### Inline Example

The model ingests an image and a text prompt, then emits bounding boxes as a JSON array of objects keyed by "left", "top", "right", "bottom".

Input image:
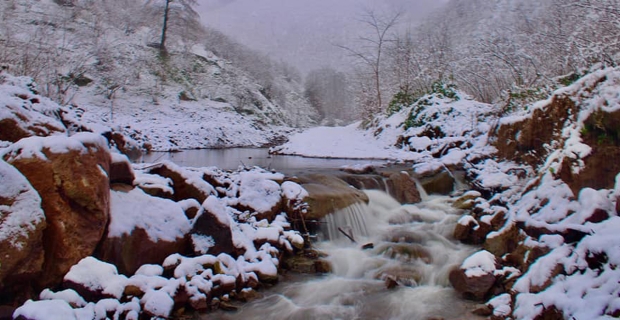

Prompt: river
[{"left": 141, "top": 148, "right": 481, "bottom": 320}]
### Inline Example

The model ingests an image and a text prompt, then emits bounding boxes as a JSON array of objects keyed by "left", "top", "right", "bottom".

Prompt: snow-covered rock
[
  {"left": 0, "top": 160, "right": 46, "bottom": 298},
  {"left": 1, "top": 133, "right": 110, "bottom": 288}
]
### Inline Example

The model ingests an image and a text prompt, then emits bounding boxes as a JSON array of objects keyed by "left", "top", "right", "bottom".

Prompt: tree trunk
[{"left": 160, "top": 0, "right": 171, "bottom": 55}]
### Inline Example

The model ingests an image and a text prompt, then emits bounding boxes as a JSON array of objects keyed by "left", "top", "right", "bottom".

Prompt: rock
[
  {"left": 297, "top": 174, "right": 369, "bottom": 220},
  {"left": 0, "top": 160, "right": 46, "bottom": 303},
  {"left": 484, "top": 222, "right": 524, "bottom": 257},
  {"left": 191, "top": 196, "right": 237, "bottom": 256},
  {"left": 237, "top": 288, "right": 260, "bottom": 302},
  {"left": 96, "top": 188, "right": 191, "bottom": 275},
  {"left": 236, "top": 171, "right": 283, "bottom": 221},
  {"left": 472, "top": 304, "right": 494, "bottom": 317},
  {"left": 2, "top": 133, "right": 110, "bottom": 288},
  {"left": 453, "top": 191, "right": 481, "bottom": 210},
  {"left": 454, "top": 216, "right": 491, "bottom": 245},
  {"left": 375, "top": 266, "right": 422, "bottom": 287},
  {"left": 0, "top": 305, "right": 16, "bottom": 320},
  {"left": 0, "top": 80, "right": 66, "bottom": 143},
  {"left": 103, "top": 131, "right": 141, "bottom": 159},
  {"left": 148, "top": 161, "right": 215, "bottom": 203},
  {"left": 449, "top": 268, "right": 496, "bottom": 301},
  {"left": 492, "top": 95, "right": 578, "bottom": 168},
  {"left": 420, "top": 170, "right": 455, "bottom": 195},
  {"left": 449, "top": 250, "right": 499, "bottom": 301},
  {"left": 109, "top": 153, "right": 134, "bottom": 185},
  {"left": 376, "top": 243, "right": 432, "bottom": 263},
  {"left": 385, "top": 171, "right": 422, "bottom": 204},
  {"left": 62, "top": 257, "right": 127, "bottom": 302}
]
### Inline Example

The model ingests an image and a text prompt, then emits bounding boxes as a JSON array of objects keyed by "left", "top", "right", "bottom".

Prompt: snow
[
  {"left": 1, "top": 132, "right": 109, "bottom": 162},
  {"left": 0, "top": 160, "right": 44, "bottom": 249},
  {"left": 134, "top": 264, "right": 164, "bottom": 277},
  {"left": 238, "top": 171, "right": 282, "bottom": 213},
  {"left": 271, "top": 122, "right": 420, "bottom": 160},
  {"left": 460, "top": 250, "right": 497, "bottom": 277},
  {"left": 281, "top": 181, "right": 308, "bottom": 200},
  {"left": 13, "top": 299, "right": 77, "bottom": 320},
  {"left": 141, "top": 290, "right": 174, "bottom": 318},
  {"left": 63, "top": 257, "right": 128, "bottom": 300},
  {"left": 191, "top": 234, "right": 216, "bottom": 254},
  {"left": 39, "top": 289, "right": 87, "bottom": 308},
  {"left": 202, "top": 196, "right": 232, "bottom": 226},
  {"left": 109, "top": 187, "right": 191, "bottom": 242}
]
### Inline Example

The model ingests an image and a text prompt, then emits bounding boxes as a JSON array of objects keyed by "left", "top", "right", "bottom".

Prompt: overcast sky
[{"left": 197, "top": 0, "right": 446, "bottom": 74}]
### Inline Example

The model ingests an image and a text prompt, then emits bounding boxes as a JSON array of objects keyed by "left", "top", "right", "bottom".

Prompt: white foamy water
[{"left": 213, "top": 190, "right": 481, "bottom": 320}]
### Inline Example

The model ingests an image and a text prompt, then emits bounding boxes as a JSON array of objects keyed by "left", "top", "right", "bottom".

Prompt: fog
[{"left": 197, "top": 0, "right": 447, "bottom": 74}]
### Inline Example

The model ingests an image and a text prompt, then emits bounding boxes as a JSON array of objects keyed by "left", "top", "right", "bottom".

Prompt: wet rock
[
  {"left": 452, "top": 191, "right": 481, "bottom": 210},
  {"left": 472, "top": 304, "right": 494, "bottom": 317},
  {"left": 386, "top": 171, "right": 422, "bottom": 204},
  {"left": 3, "top": 133, "right": 110, "bottom": 289},
  {"left": 377, "top": 243, "right": 432, "bottom": 263},
  {"left": 297, "top": 174, "right": 369, "bottom": 220},
  {"left": 420, "top": 170, "right": 454, "bottom": 195},
  {"left": 0, "top": 160, "right": 46, "bottom": 303},
  {"left": 237, "top": 288, "right": 260, "bottom": 302},
  {"left": 375, "top": 266, "right": 422, "bottom": 287}
]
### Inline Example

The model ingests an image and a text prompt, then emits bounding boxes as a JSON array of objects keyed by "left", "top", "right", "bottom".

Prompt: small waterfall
[
  {"left": 213, "top": 189, "right": 480, "bottom": 320},
  {"left": 321, "top": 202, "right": 372, "bottom": 241}
]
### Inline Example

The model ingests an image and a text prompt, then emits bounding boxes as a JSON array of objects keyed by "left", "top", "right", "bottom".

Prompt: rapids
[{"left": 213, "top": 189, "right": 481, "bottom": 320}]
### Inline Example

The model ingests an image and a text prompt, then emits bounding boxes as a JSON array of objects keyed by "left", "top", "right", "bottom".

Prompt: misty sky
[{"left": 197, "top": 0, "right": 446, "bottom": 74}]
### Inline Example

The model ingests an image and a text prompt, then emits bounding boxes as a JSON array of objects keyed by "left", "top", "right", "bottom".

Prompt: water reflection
[{"left": 137, "top": 148, "right": 390, "bottom": 173}]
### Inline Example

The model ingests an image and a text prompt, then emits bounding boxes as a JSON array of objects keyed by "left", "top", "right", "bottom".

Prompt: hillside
[{"left": 0, "top": 0, "right": 317, "bottom": 151}]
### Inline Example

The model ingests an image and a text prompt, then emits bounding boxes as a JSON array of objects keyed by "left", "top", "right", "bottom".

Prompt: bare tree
[{"left": 338, "top": 9, "right": 402, "bottom": 119}]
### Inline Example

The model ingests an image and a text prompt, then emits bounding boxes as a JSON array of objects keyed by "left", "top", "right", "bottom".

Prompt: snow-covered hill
[{"left": 0, "top": 0, "right": 316, "bottom": 151}]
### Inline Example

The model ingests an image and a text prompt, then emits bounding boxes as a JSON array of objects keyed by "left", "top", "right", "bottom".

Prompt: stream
[
  {"left": 142, "top": 149, "right": 481, "bottom": 319},
  {"left": 212, "top": 190, "right": 480, "bottom": 320}
]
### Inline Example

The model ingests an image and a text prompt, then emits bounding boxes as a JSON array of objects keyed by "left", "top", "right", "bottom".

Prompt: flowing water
[{"left": 213, "top": 190, "right": 480, "bottom": 320}]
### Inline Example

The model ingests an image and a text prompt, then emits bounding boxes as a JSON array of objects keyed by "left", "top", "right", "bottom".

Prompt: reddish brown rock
[
  {"left": 484, "top": 222, "right": 524, "bottom": 257},
  {"left": 109, "top": 153, "right": 135, "bottom": 185},
  {"left": 492, "top": 95, "right": 578, "bottom": 168},
  {"left": 0, "top": 84, "right": 66, "bottom": 143},
  {"left": 0, "top": 160, "right": 46, "bottom": 303},
  {"left": 191, "top": 196, "right": 237, "bottom": 256},
  {"left": 449, "top": 268, "right": 496, "bottom": 301},
  {"left": 3, "top": 133, "right": 110, "bottom": 289},
  {"left": 98, "top": 227, "right": 189, "bottom": 275},
  {"left": 149, "top": 162, "right": 214, "bottom": 203}
]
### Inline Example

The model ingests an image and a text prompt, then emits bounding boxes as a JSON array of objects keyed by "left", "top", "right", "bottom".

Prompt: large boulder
[
  {"left": 2, "top": 133, "right": 110, "bottom": 288},
  {"left": 96, "top": 187, "right": 191, "bottom": 275},
  {"left": 385, "top": 171, "right": 422, "bottom": 204},
  {"left": 296, "top": 174, "right": 369, "bottom": 220},
  {"left": 0, "top": 160, "right": 46, "bottom": 303}
]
